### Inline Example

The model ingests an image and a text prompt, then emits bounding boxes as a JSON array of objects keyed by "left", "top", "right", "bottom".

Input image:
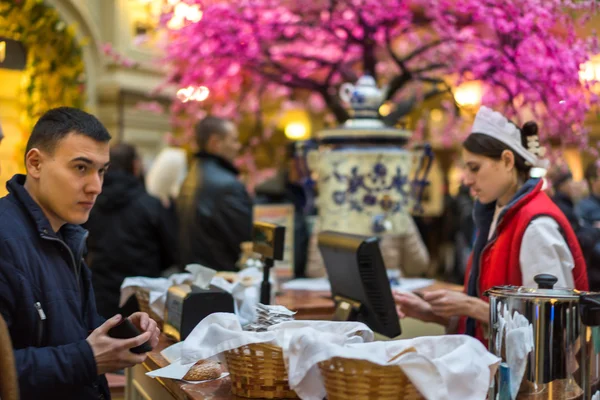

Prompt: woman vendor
[{"left": 394, "top": 106, "right": 589, "bottom": 345}]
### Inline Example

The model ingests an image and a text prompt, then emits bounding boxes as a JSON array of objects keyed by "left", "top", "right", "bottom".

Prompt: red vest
[{"left": 459, "top": 181, "right": 589, "bottom": 346}]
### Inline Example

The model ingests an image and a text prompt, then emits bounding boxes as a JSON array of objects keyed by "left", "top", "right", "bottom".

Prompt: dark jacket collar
[
  {"left": 7, "top": 174, "right": 87, "bottom": 246},
  {"left": 195, "top": 152, "right": 239, "bottom": 176}
]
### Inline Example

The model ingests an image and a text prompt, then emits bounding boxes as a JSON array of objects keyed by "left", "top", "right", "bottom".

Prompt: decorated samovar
[{"left": 297, "top": 75, "right": 433, "bottom": 236}]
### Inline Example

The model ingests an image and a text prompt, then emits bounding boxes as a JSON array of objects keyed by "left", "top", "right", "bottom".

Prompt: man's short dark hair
[
  {"left": 109, "top": 142, "right": 138, "bottom": 175},
  {"left": 585, "top": 162, "right": 599, "bottom": 191},
  {"left": 194, "top": 116, "right": 231, "bottom": 151},
  {"left": 25, "top": 107, "right": 111, "bottom": 155}
]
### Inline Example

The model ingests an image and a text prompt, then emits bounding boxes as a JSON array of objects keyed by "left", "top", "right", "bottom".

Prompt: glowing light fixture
[
  {"left": 176, "top": 85, "right": 209, "bottom": 102},
  {"left": 454, "top": 81, "right": 483, "bottom": 109},
  {"left": 379, "top": 102, "right": 392, "bottom": 117},
  {"left": 167, "top": 2, "right": 203, "bottom": 30},
  {"left": 285, "top": 122, "right": 309, "bottom": 140}
]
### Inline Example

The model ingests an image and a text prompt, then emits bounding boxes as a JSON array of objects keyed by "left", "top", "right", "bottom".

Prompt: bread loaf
[{"left": 182, "top": 360, "right": 222, "bottom": 381}]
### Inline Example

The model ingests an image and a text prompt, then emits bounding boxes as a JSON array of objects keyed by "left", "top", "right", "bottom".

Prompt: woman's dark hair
[{"left": 462, "top": 121, "right": 539, "bottom": 182}]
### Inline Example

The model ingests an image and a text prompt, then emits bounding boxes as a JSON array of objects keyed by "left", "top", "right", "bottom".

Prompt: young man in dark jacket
[
  {"left": 0, "top": 107, "right": 160, "bottom": 400},
  {"left": 85, "top": 142, "right": 178, "bottom": 318},
  {"left": 177, "top": 116, "right": 253, "bottom": 271}
]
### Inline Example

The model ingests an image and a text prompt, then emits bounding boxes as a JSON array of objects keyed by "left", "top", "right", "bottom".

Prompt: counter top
[{"left": 129, "top": 281, "right": 463, "bottom": 400}]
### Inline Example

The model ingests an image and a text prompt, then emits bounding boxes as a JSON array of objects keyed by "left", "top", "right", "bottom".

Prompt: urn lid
[
  {"left": 317, "top": 75, "right": 411, "bottom": 142},
  {"left": 484, "top": 274, "right": 585, "bottom": 300}
]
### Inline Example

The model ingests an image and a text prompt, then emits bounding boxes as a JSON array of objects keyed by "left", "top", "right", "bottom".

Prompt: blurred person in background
[
  {"left": 145, "top": 144, "right": 188, "bottom": 208},
  {"left": 85, "top": 142, "right": 178, "bottom": 319},
  {"left": 547, "top": 164, "right": 581, "bottom": 230},
  {"left": 577, "top": 162, "right": 600, "bottom": 228},
  {"left": 453, "top": 182, "right": 476, "bottom": 282},
  {"left": 177, "top": 116, "right": 252, "bottom": 271},
  {"left": 549, "top": 163, "right": 600, "bottom": 290},
  {"left": 254, "top": 143, "right": 310, "bottom": 278}
]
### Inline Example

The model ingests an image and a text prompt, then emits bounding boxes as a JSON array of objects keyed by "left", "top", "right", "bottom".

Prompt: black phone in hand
[{"left": 107, "top": 318, "right": 152, "bottom": 354}]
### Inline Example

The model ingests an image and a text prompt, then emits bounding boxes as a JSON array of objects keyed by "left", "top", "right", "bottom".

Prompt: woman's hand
[
  {"left": 424, "top": 290, "right": 489, "bottom": 322},
  {"left": 393, "top": 291, "right": 446, "bottom": 325}
]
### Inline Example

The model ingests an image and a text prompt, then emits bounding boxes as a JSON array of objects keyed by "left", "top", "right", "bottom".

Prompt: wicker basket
[
  {"left": 318, "top": 351, "right": 425, "bottom": 400},
  {"left": 133, "top": 287, "right": 164, "bottom": 329},
  {"left": 225, "top": 343, "right": 298, "bottom": 399}
]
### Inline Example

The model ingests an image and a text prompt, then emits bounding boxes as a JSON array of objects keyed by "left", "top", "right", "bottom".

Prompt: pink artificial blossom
[{"left": 161, "top": 0, "right": 600, "bottom": 149}]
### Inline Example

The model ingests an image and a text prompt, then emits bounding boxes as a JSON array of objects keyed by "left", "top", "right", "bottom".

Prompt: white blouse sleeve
[{"left": 519, "top": 217, "right": 575, "bottom": 289}]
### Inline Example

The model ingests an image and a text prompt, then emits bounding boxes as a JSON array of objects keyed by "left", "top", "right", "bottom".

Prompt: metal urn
[{"left": 485, "top": 274, "right": 600, "bottom": 400}]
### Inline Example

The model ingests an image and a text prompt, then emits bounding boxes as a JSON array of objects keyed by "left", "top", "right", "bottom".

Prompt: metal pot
[{"left": 485, "top": 274, "right": 600, "bottom": 400}]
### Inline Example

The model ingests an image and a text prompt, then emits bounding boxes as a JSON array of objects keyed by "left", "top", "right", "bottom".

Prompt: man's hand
[
  {"left": 86, "top": 314, "right": 151, "bottom": 375},
  {"left": 128, "top": 312, "right": 160, "bottom": 350}
]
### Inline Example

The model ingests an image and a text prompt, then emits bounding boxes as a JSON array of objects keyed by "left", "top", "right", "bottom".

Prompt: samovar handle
[{"left": 410, "top": 143, "right": 434, "bottom": 214}]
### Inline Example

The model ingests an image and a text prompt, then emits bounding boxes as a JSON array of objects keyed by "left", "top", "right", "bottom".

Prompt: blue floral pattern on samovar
[{"left": 297, "top": 75, "right": 433, "bottom": 235}]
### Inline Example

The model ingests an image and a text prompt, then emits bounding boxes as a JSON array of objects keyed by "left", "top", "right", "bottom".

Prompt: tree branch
[
  {"left": 401, "top": 39, "right": 449, "bottom": 63},
  {"left": 385, "top": 27, "right": 408, "bottom": 74},
  {"left": 385, "top": 72, "right": 413, "bottom": 101},
  {"left": 320, "top": 87, "right": 350, "bottom": 123}
]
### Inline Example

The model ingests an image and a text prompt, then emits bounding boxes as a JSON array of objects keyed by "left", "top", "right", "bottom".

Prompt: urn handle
[
  {"left": 534, "top": 273, "right": 558, "bottom": 289},
  {"left": 411, "top": 143, "right": 434, "bottom": 215},
  {"left": 339, "top": 82, "right": 355, "bottom": 105}
]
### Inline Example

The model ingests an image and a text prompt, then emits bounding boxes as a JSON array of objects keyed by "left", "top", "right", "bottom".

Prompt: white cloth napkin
[
  {"left": 180, "top": 313, "right": 374, "bottom": 366},
  {"left": 287, "top": 332, "right": 500, "bottom": 400},
  {"left": 502, "top": 308, "right": 534, "bottom": 400},
  {"left": 119, "top": 273, "right": 192, "bottom": 318},
  {"left": 147, "top": 313, "right": 374, "bottom": 380},
  {"left": 119, "top": 265, "right": 269, "bottom": 325}
]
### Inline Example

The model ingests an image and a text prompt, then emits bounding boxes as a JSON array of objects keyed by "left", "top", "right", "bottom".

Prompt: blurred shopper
[
  {"left": 577, "top": 162, "right": 600, "bottom": 228},
  {"left": 255, "top": 143, "right": 310, "bottom": 278},
  {"left": 0, "top": 108, "right": 159, "bottom": 399},
  {"left": 549, "top": 164, "right": 600, "bottom": 290},
  {"left": 85, "top": 142, "right": 178, "bottom": 319},
  {"left": 177, "top": 116, "right": 252, "bottom": 271},
  {"left": 145, "top": 145, "right": 187, "bottom": 208}
]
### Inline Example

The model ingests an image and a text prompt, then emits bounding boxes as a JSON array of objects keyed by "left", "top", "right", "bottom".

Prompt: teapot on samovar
[{"left": 296, "top": 75, "right": 435, "bottom": 236}]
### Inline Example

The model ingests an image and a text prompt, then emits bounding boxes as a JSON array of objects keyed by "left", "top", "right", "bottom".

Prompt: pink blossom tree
[{"left": 161, "top": 0, "right": 599, "bottom": 148}]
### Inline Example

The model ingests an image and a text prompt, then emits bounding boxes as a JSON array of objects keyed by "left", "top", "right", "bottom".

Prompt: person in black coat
[
  {"left": 254, "top": 144, "right": 310, "bottom": 278},
  {"left": 177, "top": 116, "right": 253, "bottom": 271},
  {"left": 84, "top": 143, "right": 178, "bottom": 319},
  {"left": 0, "top": 107, "right": 159, "bottom": 400}
]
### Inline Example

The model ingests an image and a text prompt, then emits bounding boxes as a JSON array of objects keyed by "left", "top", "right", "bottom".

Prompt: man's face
[
  {"left": 28, "top": 132, "right": 110, "bottom": 228},
  {"left": 214, "top": 122, "right": 241, "bottom": 163}
]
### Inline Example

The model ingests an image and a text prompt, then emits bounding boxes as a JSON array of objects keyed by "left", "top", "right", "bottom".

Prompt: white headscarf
[{"left": 470, "top": 106, "right": 547, "bottom": 168}]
